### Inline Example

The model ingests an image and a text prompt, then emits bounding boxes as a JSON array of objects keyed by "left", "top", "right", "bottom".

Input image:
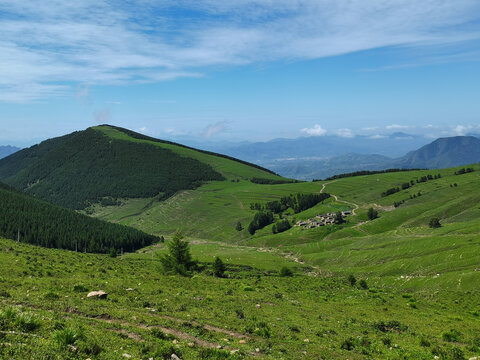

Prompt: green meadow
[{"left": 1, "top": 237, "right": 479, "bottom": 359}]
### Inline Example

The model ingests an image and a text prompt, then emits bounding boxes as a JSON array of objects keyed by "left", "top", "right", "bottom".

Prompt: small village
[{"left": 295, "top": 210, "right": 352, "bottom": 228}]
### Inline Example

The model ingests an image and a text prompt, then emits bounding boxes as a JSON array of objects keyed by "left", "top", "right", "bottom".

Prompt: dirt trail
[
  {"left": 11, "top": 301, "right": 247, "bottom": 350},
  {"left": 320, "top": 181, "right": 359, "bottom": 215}
]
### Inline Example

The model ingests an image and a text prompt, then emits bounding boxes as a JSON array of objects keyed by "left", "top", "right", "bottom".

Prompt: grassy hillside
[
  {"left": 1, "top": 237, "right": 479, "bottom": 359},
  {"left": 0, "top": 181, "right": 158, "bottom": 253},
  {"left": 0, "top": 127, "right": 228, "bottom": 209},
  {"left": 94, "top": 125, "right": 283, "bottom": 181},
  {"left": 90, "top": 165, "right": 480, "bottom": 289}
]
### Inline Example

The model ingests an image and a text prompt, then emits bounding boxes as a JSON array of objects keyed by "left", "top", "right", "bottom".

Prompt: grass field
[
  {"left": 2, "top": 145, "right": 479, "bottom": 359},
  {"left": 1, "top": 237, "right": 479, "bottom": 359}
]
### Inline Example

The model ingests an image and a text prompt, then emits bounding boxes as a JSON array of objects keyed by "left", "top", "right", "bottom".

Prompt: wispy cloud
[
  {"left": 93, "top": 109, "right": 111, "bottom": 124},
  {"left": 334, "top": 128, "right": 355, "bottom": 138},
  {"left": 201, "top": 121, "right": 229, "bottom": 139},
  {"left": 386, "top": 124, "right": 410, "bottom": 130},
  {"left": 1, "top": 0, "right": 480, "bottom": 102},
  {"left": 301, "top": 124, "right": 327, "bottom": 136}
]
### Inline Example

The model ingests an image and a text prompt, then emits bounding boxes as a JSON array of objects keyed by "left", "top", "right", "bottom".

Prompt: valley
[{"left": 1, "top": 126, "right": 479, "bottom": 359}]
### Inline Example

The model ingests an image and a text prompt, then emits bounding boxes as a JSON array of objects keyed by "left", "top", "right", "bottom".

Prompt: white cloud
[
  {"left": 369, "top": 134, "right": 387, "bottom": 139},
  {"left": 386, "top": 124, "right": 409, "bottom": 130},
  {"left": 1, "top": 1, "right": 480, "bottom": 102},
  {"left": 301, "top": 124, "right": 327, "bottom": 136},
  {"left": 201, "top": 121, "right": 229, "bottom": 139},
  {"left": 334, "top": 128, "right": 355, "bottom": 138}
]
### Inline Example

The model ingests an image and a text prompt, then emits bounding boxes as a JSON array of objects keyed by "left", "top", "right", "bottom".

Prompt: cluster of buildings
[{"left": 295, "top": 210, "right": 351, "bottom": 229}]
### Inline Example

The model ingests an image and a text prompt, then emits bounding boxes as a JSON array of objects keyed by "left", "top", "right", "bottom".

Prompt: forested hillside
[
  {"left": 0, "top": 128, "right": 224, "bottom": 209},
  {"left": 0, "top": 182, "right": 158, "bottom": 253}
]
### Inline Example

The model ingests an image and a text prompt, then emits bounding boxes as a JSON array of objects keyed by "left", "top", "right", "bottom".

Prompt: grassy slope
[
  {"left": 94, "top": 126, "right": 283, "bottom": 181},
  {"left": 92, "top": 179, "right": 345, "bottom": 241},
  {"left": 92, "top": 165, "right": 480, "bottom": 292},
  {"left": 1, "top": 237, "right": 479, "bottom": 360}
]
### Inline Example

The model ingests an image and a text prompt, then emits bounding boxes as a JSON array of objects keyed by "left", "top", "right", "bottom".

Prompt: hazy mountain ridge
[
  {"left": 261, "top": 136, "right": 480, "bottom": 180},
  {"left": 0, "top": 145, "right": 20, "bottom": 159}
]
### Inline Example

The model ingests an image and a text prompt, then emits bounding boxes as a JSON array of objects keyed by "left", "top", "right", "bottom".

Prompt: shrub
[
  {"left": 279, "top": 266, "right": 293, "bottom": 277},
  {"left": 429, "top": 217, "right": 441, "bottom": 228},
  {"left": 109, "top": 247, "right": 117, "bottom": 258},
  {"left": 77, "top": 338, "right": 102, "bottom": 356},
  {"left": 442, "top": 329, "right": 461, "bottom": 342},
  {"left": 374, "top": 320, "right": 407, "bottom": 333},
  {"left": 235, "top": 221, "right": 243, "bottom": 231},
  {"left": 367, "top": 208, "right": 378, "bottom": 220},
  {"left": 44, "top": 291, "right": 59, "bottom": 300},
  {"left": 16, "top": 313, "right": 41, "bottom": 332},
  {"left": 54, "top": 328, "right": 81, "bottom": 347},
  {"left": 348, "top": 274, "right": 357, "bottom": 286},
  {"left": 420, "top": 337, "right": 431, "bottom": 347},
  {"left": 213, "top": 257, "right": 226, "bottom": 278},
  {"left": 73, "top": 284, "right": 88, "bottom": 292},
  {"left": 358, "top": 279, "right": 368, "bottom": 289}
]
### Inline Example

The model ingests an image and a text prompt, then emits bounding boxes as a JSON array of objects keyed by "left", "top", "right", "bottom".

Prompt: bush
[
  {"left": 73, "top": 284, "right": 88, "bottom": 292},
  {"left": 348, "top": 274, "right": 357, "bottom": 286},
  {"left": 213, "top": 257, "right": 226, "bottom": 278},
  {"left": 54, "top": 327, "right": 81, "bottom": 347},
  {"left": 429, "top": 217, "right": 441, "bottom": 228},
  {"left": 442, "top": 329, "right": 461, "bottom": 342},
  {"left": 235, "top": 221, "right": 243, "bottom": 231},
  {"left": 367, "top": 208, "right": 378, "bottom": 220},
  {"left": 109, "top": 247, "right": 117, "bottom": 258},
  {"left": 16, "top": 313, "right": 41, "bottom": 332},
  {"left": 358, "top": 279, "right": 368, "bottom": 289},
  {"left": 279, "top": 266, "right": 293, "bottom": 277}
]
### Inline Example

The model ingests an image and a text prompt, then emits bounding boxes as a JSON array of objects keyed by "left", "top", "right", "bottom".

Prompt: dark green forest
[
  {"left": 0, "top": 128, "right": 224, "bottom": 209},
  {"left": 107, "top": 125, "right": 278, "bottom": 176},
  {"left": 0, "top": 182, "right": 158, "bottom": 253}
]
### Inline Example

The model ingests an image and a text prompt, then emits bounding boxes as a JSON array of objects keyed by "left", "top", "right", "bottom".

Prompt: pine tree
[
  {"left": 160, "top": 230, "right": 195, "bottom": 275},
  {"left": 367, "top": 207, "right": 378, "bottom": 220},
  {"left": 213, "top": 257, "right": 226, "bottom": 277},
  {"left": 235, "top": 221, "right": 243, "bottom": 231}
]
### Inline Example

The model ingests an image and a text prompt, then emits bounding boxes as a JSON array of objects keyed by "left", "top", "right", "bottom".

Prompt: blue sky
[{"left": 1, "top": 0, "right": 480, "bottom": 146}]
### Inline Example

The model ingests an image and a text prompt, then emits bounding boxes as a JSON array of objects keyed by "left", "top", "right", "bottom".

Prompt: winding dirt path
[{"left": 320, "top": 181, "right": 359, "bottom": 215}]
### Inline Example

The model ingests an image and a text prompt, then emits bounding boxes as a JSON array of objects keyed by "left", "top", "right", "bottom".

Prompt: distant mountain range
[
  {"left": 0, "top": 145, "right": 19, "bottom": 159},
  {"left": 204, "top": 132, "right": 430, "bottom": 162},
  {"left": 264, "top": 136, "right": 480, "bottom": 180}
]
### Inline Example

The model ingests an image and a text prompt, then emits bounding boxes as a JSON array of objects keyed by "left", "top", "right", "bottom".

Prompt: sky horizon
[{"left": 1, "top": 1, "right": 480, "bottom": 147}]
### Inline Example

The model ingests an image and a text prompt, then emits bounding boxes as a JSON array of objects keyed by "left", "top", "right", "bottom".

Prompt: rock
[
  {"left": 255, "top": 304, "right": 261, "bottom": 308},
  {"left": 187, "top": 342, "right": 195, "bottom": 347},
  {"left": 303, "top": 338, "right": 310, "bottom": 343},
  {"left": 87, "top": 290, "right": 108, "bottom": 299},
  {"left": 122, "top": 354, "right": 131, "bottom": 359},
  {"left": 171, "top": 354, "right": 181, "bottom": 360},
  {"left": 172, "top": 339, "right": 178, "bottom": 344},
  {"left": 239, "top": 339, "right": 247, "bottom": 344}
]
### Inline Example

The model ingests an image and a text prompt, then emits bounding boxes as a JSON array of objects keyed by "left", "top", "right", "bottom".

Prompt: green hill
[
  {"left": 0, "top": 125, "right": 283, "bottom": 210},
  {"left": 0, "top": 181, "right": 158, "bottom": 253}
]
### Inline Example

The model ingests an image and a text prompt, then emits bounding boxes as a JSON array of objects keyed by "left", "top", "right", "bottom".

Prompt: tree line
[
  {"left": 250, "top": 177, "right": 301, "bottom": 185},
  {"left": 0, "top": 183, "right": 158, "bottom": 253},
  {"left": 314, "top": 168, "right": 425, "bottom": 182},
  {"left": 381, "top": 174, "right": 441, "bottom": 197}
]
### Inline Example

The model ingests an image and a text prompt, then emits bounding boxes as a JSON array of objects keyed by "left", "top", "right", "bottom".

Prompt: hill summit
[
  {"left": 396, "top": 136, "right": 480, "bottom": 168},
  {"left": 0, "top": 125, "right": 280, "bottom": 209}
]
